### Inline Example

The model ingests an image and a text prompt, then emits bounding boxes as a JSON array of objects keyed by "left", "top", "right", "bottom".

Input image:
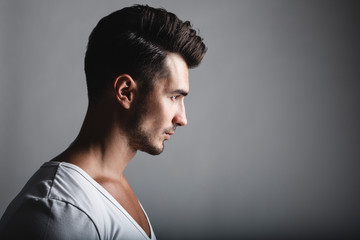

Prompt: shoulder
[
  {"left": 0, "top": 162, "right": 101, "bottom": 239},
  {"left": 0, "top": 197, "right": 100, "bottom": 239}
]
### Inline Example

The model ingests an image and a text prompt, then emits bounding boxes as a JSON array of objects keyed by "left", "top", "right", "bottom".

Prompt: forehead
[{"left": 157, "top": 53, "right": 189, "bottom": 92}]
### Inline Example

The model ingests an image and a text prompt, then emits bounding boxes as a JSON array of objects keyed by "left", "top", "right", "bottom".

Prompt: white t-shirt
[{"left": 0, "top": 161, "right": 156, "bottom": 240}]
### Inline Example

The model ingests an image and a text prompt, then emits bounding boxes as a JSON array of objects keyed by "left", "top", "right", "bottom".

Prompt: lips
[
  {"left": 164, "top": 126, "right": 176, "bottom": 140},
  {"left": 164, "top": 131, "right": 174, "bottom": 140}
]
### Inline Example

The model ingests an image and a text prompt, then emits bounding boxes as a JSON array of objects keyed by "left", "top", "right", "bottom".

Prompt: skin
[
  {"left": 52, "top": 53, "right": 189, "bottom": 238},
  {"left": 127, "top": 53, "right": 189, "bottom": 155}
]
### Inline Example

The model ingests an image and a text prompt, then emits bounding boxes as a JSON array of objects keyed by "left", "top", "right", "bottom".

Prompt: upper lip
[{"left": 166, "top": 132, "right": 174, "bottom": 135}]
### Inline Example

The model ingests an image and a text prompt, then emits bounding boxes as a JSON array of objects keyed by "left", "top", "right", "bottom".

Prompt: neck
[{"left": 55, "top": 102, "right": 136, "bottom": 182}]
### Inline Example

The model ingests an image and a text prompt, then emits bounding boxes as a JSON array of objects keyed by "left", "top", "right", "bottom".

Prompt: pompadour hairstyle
[{"left": 84, "top": 4, "right": 207, "bottom": 103}]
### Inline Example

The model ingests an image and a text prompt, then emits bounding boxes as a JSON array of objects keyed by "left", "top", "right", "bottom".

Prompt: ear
[{"left": 114, "top": 74, "right": 137, "bottom": 109}]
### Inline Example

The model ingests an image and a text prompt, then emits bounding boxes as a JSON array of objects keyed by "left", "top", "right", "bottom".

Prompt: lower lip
[{"left": 165, "top": 134, "right": 171, "bottom": 140}]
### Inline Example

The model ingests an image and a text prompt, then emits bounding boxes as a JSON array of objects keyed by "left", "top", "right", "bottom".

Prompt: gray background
[{"left": 1, "top": 0, "right": 359, "bottom": 239}]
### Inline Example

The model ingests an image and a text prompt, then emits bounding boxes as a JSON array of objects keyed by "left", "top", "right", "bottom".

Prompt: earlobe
[{"left": 114, "top": 74, "right": 137, "bottom": 109}]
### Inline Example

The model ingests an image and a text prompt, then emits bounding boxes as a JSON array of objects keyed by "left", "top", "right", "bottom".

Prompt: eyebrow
[{"left": 171, "top": 89, "right": 188, "bottom": 96}]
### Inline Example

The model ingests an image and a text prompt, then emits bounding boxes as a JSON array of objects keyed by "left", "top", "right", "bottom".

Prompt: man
[{"left": 0, "top": 4, "right": 206, "bottom": 239}]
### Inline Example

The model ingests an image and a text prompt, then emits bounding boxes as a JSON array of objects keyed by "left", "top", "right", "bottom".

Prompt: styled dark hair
[{"left": 84, "top": 4, "right": 207, "bottom": 103}]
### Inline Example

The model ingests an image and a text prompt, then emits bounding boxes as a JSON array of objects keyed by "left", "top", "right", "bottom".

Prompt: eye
[{"left": 171, "top": 95, "right": 179, "bottom": 100}]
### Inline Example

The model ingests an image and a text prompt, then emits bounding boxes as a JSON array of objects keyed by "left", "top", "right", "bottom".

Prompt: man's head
[
  {"left": 84, "top": 4, "right": 207, "bottom": 103},
  {"left": 84, "top": 5, "right": 207, "bottom": 155}
]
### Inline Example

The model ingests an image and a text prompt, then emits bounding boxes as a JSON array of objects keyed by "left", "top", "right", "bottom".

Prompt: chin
[
  {"left": 140, "top": 142, "right": 164, "bottom": 156},
  {"left": 143, "top": 148, "right": 163, "bottom": 156}
]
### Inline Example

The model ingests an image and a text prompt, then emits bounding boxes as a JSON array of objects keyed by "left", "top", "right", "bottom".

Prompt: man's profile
[{"left": 0, "top": 5, "right": 206, "bottom": 239}]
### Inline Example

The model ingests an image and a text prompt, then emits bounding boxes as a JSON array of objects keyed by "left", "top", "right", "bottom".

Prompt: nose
[{"left": 173, "top": 103, "right": 187, "bottom": 127}]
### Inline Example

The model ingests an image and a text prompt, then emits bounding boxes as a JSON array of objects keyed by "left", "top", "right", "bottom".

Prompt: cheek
[
  {"left": 143, "top": 97, "right": 174, "bottom": 130},
  {"left": 141, "top": 108, "right": 164, "bottom": 131},
  {"left": 160, "top": 102, "right": 175, "bottom": 124}
]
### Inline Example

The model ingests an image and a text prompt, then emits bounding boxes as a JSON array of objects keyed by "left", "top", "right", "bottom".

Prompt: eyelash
[{"left": 171, "top": 95, "right": 179, "bottom": 100}]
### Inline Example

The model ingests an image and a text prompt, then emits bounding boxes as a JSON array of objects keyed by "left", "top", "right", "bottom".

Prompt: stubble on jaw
[
  {"left": 125, "top": 67, "right": 173, "bottom": 156},
  {"left": 125, "top": 95, "right": 165, "bottom": 156}
]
